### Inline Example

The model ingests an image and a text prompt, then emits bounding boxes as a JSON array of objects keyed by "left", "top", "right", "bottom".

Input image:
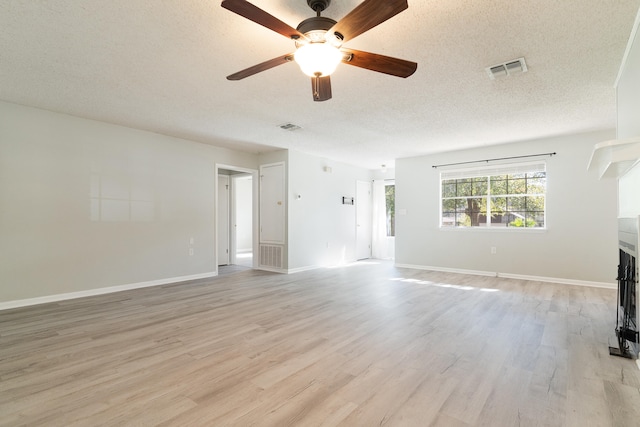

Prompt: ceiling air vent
[
  {"left": 486, "top": 57, "right": 528, "bottom": 80},
  {"left": 278, "top": 123, "right": 302, "bottom": 131}
]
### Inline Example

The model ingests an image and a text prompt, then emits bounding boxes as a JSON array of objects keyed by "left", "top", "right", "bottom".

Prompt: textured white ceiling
[{"left": 1, "top": 0, "right": 639, "bottom": 169}]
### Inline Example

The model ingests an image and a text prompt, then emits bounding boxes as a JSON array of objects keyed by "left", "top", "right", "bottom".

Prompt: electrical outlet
[
  {"left": 491, "top": 246, "right": 497, "bottom": 254},
  {"left": 189, "top": 237, "right": 194, "bottom": 245},
  {"left": 189, "top": 248, "right": 194, "bottom": 256}
]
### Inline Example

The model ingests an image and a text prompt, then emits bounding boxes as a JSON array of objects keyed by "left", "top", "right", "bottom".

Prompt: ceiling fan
[{"left": 221, "top": 0, "right": 418, "bottom": 101}]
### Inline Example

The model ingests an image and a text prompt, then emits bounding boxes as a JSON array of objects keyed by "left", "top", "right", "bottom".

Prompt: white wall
[
  {"left": 371, "top": 167, "right": 395, "bottom": 181},
  {"left": 0, "top": 101, "right": 257, "bottom": 303},
  {"left": 287, "top": 150, "right": 372, "bottom": 270},
  {"left": 617, "top": 13, "right": 640, "bottom": 140},
  {"left": 619, "top": 163, "right": 640, "bottom": 217},
  {"left": 395, "top": 130, "right": 618, "bottom": 284},
  {"left": 617, "top": 10, "right": 640, "bottom": 217}
]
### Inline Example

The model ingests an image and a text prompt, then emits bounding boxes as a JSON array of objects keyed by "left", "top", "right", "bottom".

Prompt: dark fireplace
[{"left": 610, "top": 218, "right": 640, "bottom": 358}]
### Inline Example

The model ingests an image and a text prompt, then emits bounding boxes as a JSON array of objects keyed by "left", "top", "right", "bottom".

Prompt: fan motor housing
[{"left": 296, "top": 16, "right": 337, "bottom": 35}]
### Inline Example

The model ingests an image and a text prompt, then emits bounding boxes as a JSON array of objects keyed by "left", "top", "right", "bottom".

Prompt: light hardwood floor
[{"left": 2, "top": 261, "right": 640, "bottom": 426}]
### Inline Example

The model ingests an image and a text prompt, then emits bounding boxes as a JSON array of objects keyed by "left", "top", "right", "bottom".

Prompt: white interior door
[
  {"left": 356, "top": 180, "right": 372, "bottom": 260},
  {"left": 259, "top": 163, "right": 285, "bottom": 244},
  {"left": 218, "top": 174, "right": 230, "bottom": 266}
]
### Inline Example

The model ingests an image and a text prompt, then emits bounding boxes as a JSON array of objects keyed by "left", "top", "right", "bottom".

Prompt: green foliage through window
[
  {"left": 440, "top": 164, "right": 546, "bottom": 228},
  {"left": 385, "top": 184, "right": 395, "bottom": 236}
]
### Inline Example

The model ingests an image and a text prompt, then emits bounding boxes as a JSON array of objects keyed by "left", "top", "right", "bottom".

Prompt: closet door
[{"left": 259, "top": 162, "right": 285, "bottom": 244}]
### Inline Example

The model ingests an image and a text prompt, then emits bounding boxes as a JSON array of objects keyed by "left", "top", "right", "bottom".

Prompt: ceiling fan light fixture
[
  {"left": 221, "top": 0, "right": 417, "bottom": 101},
  {"left": 294, "top": 42, "right": 342, "bottom": 77}
]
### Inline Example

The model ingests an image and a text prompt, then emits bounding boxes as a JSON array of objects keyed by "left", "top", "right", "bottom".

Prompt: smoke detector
[{"left": 486, "top": 57, "right": 528, "bottom": 80}]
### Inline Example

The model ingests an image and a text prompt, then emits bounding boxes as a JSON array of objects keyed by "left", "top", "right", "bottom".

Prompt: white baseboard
[
  {"left": 395, "top": 263, "right": 497, "bottom": 278},
  {"left": 0, "top": 272, "right": 217, "bottom": 311},
  {"left": 394, "top": 263, "right": 616, "bottom": 289},
  {"left": 497, "top": 272, "right": 616, "bottom": 289}
]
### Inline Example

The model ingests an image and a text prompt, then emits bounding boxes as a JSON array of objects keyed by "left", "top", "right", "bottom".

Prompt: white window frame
[{"left": 439, "top": 161, "right": 547, "bottom": 230}]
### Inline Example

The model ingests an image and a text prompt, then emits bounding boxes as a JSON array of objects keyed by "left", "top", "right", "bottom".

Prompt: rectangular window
[
  {"left": 385, "top": 183, "right": 395, "bottom": 236},
  {"left": 440, "top": 162, "right": 546, "bottom": 228}
]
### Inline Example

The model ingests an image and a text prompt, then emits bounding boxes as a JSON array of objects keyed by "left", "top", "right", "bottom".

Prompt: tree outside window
[
  {"left": 440, "top": 164, "right": 546, "bottom": 228},
  {"left": 385, "top": 184, "right": 395, "bottom": 236}
]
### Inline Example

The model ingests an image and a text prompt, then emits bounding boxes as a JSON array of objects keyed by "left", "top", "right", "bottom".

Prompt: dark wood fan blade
[
  {"left": 226, "top": 54, "right": 294, "bottom": 80},
  {"left": 341, "top": 48, "right": 417, "bottom": 78},
  {"left": 221, "top": 0, "right": 308, "bottom": 41},
  {"left": 329, "top": 0, "right": 408, "bottom": 43},
  {"left": 312, "top": 76, "right": 332, "bottom": 101}
]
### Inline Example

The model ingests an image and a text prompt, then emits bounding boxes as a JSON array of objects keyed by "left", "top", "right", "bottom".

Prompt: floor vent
[{"left": 260, "top": 244, "right": 283, "bottom": 268}]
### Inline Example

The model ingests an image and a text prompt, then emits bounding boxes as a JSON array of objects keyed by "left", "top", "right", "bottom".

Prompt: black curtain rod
[{"left": 432, "top": 152, "right": 556, "bottom": 169}]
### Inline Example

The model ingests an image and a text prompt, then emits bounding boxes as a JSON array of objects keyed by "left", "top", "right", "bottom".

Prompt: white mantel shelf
[{"left": 588, "top": 137, "right": 640, "bottom": 179}]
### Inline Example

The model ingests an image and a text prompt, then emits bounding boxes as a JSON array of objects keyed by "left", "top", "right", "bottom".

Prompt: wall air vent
[
  {"left": 278, "top": 123, "right": 301, "bottom": 131},
  {"left": 260, "top": 244, "right": 283, "bottom": 269},
  {"left": 486, "top": 57, "right": 528, "bottom": 80}
]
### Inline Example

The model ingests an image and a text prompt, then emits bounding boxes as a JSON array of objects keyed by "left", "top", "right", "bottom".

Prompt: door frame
[
  {"left": 231, "top": 173, "right": 254, "bottom": 264},
  {"left": 217, "top": 174, "right": 230, "bottom": 266},
  {"left": 215, "top": 164, "right": 259, "bottom": 271},
  {"left": 356, "top": 180, "right": 373, "bottom": 260}
]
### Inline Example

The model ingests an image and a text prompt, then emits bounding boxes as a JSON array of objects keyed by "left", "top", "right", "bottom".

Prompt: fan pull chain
[{"left": 313, "top": 73, "right": 321, "bottom": 99}]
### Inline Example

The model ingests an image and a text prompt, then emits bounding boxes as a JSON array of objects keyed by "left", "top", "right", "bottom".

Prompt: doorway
[
  {"left": 356, "top": 180, "right": 372, "bottom": 260},
  {"left": 232, "top": 174, "right": 253, "bottom": 267},
  {"left": 216, "top": 165, "right": 258, "bottom": 270}
]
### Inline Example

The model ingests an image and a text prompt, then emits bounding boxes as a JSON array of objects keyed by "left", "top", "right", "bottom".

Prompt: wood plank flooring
[{"left": 2, "top": 261, "right": 640, "bottom": 426}]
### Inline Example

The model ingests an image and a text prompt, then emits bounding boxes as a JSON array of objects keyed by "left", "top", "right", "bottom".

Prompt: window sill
[{"left": 438, "top": 226, "right": 547, "bottom": 233}]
